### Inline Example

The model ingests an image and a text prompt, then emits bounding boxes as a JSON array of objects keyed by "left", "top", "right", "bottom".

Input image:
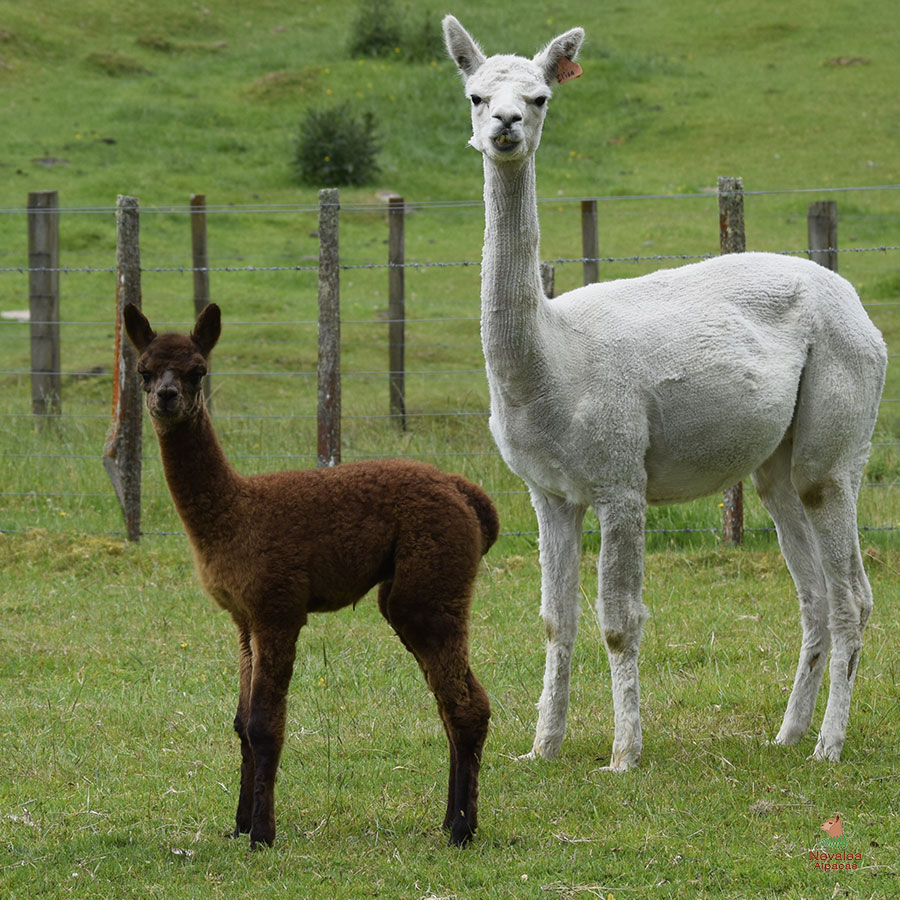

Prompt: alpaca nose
[
  {"left": 157, "top": 384, "right": 178, "bottom": 404},
  {"left": 493, "top": 110, "right": 522, "bottom": 128}
]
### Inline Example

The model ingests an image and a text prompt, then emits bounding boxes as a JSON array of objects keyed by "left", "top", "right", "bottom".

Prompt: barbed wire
[
  {"left": 3, "top": 243, "right": 900, "bottom": 276},
  {"left": 4, "top": 182, "right": 900, "bottom": 217}
]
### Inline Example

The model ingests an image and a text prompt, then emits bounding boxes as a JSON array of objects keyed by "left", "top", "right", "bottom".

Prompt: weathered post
[
  {"left": 540, "top": 262, "right": 556, "bottom": 299},
  {"left": 581, "top": 198, "right": 599, "bottom": 285},
  {"left": 104, "top": 195, "right": 143, "bottom": 542},
  {"left": 190, "top": 193, "right": 212, "bottom": 407},
  {"left": 317, "top": 188, "right": 341, "bottom": 467},
  {"left": 807, "top": 200, "right": 838, "bottom": 272},
  {"left": 388, "top": 195, "right": 406, "bottom": 430},
  {"left": 28, "top": 190, "right": 61, "bottom": 416},
  {"left": 718, "top": 176, "right": 745, "bottom": 546}
]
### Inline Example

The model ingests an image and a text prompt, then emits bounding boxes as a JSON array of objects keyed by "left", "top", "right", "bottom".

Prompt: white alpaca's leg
[
  {"left": 801, "top": 483, "right": 872, "bottom": 761},
  {"left": 594, "top": 492, "right": 649, "bottom": 772},
  {"left": 752, "top": 442, "right": 830, "bottom": 745},
  {"left": 524, "top": 490, "right": 585, "bottom": 760},
  {"left": 788, "top": 338, "right": 881, "bottom": 762}
]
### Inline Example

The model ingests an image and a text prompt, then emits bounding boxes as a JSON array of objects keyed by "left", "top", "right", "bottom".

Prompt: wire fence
[{"left": 2, "top": 183, "right": 899, "bottom": 541}]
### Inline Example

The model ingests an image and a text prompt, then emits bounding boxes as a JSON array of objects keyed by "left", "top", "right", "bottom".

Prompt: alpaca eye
[
  {"left": 470, "top": 95, "right": 483, "bottom": 107},
  {"left": 534, "top": 96, "right": 547, "bottom": 107},
  {"left": 189, "top": 370, "right": 206, "bottom": 385},
  {"left": 138, "top": 369, "right": 151, "bottom": 385}
]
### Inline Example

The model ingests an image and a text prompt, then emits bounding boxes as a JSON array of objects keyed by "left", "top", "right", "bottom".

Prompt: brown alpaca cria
[{"left": 123, "top": 302, "right": 497, "bottom": 849}]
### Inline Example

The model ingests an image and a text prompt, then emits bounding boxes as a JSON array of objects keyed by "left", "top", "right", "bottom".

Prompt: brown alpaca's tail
[{"left": 452, "top": 476, "right": 500, "bottom": 556}]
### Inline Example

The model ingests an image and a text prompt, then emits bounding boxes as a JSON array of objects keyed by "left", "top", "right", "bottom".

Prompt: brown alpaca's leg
[
  {"left": 441, "top": 668, "right": 490, "bottom": 845},
  {"left": 230, "top": 623, "right": 255, "bottom": 838},
  {"left": 246, "top": 622, "right": 302, "bottom": 850},
  {"left": 378, "top": 577, "right": 490, "bottom": 846},
  {"left": 441, "top": 723, "right": 459, "bottom": 833}
]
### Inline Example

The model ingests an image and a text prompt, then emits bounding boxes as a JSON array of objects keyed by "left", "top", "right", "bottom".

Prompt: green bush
[
  {"left": 348, "top": 0, "right": 402, "bottom": 58},
  {"left": 291, "top": 103, "right": 380, "bottom": 187},
  {"left": 348, "top": 0, "right": 443, "bottom": 61}
]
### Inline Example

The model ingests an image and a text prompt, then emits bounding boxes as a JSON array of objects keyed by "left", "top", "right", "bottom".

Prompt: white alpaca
[{"left": 443, "top": 15, "right": 887, "bottom": 769}]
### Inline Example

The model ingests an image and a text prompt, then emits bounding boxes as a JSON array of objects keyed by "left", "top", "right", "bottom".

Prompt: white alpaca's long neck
[
  {"left": 480, "top": 155, "right": 544, "bottom": 371},
  {"left": 155, "top": 411, "right": 242, "bottom": 543}
]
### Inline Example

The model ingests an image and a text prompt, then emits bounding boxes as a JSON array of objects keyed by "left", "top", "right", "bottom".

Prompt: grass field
[
  {"left": 2, "top": 1, "right": 900, "bottom": 897},
  {"left": 1, "top": 531, "right": 898, "bottom": 898}
]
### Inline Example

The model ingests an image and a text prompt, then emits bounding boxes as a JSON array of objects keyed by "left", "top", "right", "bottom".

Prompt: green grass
[
  {"left": 1, "top": 1, "right": 899, "bottom": 543},
  {"left": 1, "top": 531, "right": 898, "bottom": 898}
]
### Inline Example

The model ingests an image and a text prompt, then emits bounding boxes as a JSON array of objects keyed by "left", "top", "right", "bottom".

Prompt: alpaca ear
[
  {"left": 123, "top": 303, "right": 157, "bottom": 352},
  {"left": 191, "top": 302, "right": 221, "bottom": 357},
  {"left": 533, "top": 27, "right": 585, "bottom": 86},
  {"left": 443, "top": 15, "right": 486, "bottom": 79}
]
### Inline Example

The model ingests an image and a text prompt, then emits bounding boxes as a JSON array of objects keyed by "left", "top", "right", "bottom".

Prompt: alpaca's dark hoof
[
  {"left": 249, "top": 827, "right": 275, "bottom": 851},
  {"left": 449, "top": 823, "right": 475, "bottom": 847},
  {"left": 226, "top": 822, "right": 251, "bottom": 840}
]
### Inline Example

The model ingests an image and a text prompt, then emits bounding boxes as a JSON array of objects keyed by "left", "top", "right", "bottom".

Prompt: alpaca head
[
  {"left": 442, "top": 15, "right": 584, "bottom": 164},
  {"left": 123, "top": 303, "right": 221, "bottom": 427}
]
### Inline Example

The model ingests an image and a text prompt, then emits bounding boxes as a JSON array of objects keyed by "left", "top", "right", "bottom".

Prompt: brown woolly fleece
[{"left": 123, "top": 301, "right": 498, "bottom": 849}]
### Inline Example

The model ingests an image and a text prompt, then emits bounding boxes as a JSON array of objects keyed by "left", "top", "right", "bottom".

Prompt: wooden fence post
[
  {"left": 28, "top": 190, "right": 61, "bottom": 416},
  {"left": 190, "top": 193, "right": 212, "bottom": 407},
  {"left": 718, "top": 175, "right": 745, "bottom": 546},
  {"left": 317, "top": 188, "right": 341, "bottom": 467},
  {"left": 388, "top": 195, "right": 406, "bottom": 430},
  {"left": 581, "top": 198, "right": 599, "bottom": 285},
  {"left": 540, "top": 262, "right": 556, "bottom": 299},
  {"left": 103, "top": 195, "right": 143, "bottom": 542},
  {"left": 808, "top": 200, "right": 838, "bottom": 272}
]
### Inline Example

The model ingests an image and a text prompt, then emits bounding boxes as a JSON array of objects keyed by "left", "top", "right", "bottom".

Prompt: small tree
[{"left": 292, "top": 104, "right": 381, "bottom": 187}]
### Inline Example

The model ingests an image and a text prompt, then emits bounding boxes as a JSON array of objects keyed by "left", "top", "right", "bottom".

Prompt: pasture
[
  {"left": 2, "top": 0, "right": 899, "bottom": 896},
  {"left": 2, "top": 531, "right": 898, "bottom": 897}
]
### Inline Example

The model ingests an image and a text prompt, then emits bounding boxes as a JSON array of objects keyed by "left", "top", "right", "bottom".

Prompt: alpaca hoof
[
  {"left": 249, "top": 828, "right": 275, "bottom": 851},
  {"left": 449, "top": 824, "right": 475, "bottom": 848},
  {"left": 599, "top": 747, "right": 640, "bottom": 772},
  {"left": 773, "top": 723, "right": 806, "bottom": 746},
  {"left": 811, "top": 736, "right": 842, "bottom": 762},
  {"left": 597, "top": 761, "right": 635, "bottom": 773},
  {"left": 522, "top": 736, "right": 562, "bottom": 761}
]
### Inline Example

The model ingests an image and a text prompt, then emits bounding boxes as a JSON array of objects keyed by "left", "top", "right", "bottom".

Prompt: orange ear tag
[{"left": 556, "top": 57, "right": 583, "bottom": 84}]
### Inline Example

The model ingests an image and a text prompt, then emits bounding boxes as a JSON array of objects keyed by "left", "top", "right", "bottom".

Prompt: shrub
[
  {"left": 348, "top": 0, "right": 403, "bottom": 58},
  {"left": 292, "top": 103, "right": 380, "bottom": 187},
  {"left": 396, "top": 10, "right": 444, "bottom": 62},
  {"left": 348, "top": 0, "right": 444, "bottom": 61}
]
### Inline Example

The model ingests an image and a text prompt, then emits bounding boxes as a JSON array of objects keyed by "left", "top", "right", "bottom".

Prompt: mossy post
[
  {"left": 581, "top": 198, "right": 599, "bottom": 285},
  {"left": 317, "top": 188, "right": 341, "bottom": 468},
  {"left": 808, "top": 200, "right": 838, "bottom": 272},
  {"left": 28, "top": 190, "right": 61, "bottom": 417},
  {"left": 103, "top": 195, "right": 143, "bottom": 542},
  {"left": 388, "top": 195, "right": 406, "bottom": 430},
  {"left": 190, "top": 193, "right": 213, "bottom": 408},
  {"left": 718, "top": 175, "right": 745, "bottom": 546}
]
